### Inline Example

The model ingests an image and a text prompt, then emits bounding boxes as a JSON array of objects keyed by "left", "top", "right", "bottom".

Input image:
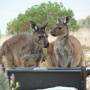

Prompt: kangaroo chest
[
  {"left": 54, "top": 40, "right": 69, "bottom": 57},
  {"left": 54, "top": 39, "right": 73, "bottom": 67}
]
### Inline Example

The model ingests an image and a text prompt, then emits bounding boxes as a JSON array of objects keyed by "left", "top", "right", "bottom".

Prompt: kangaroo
[
  {"left": 0, "top": 21, "right": 49, "bottom": 69},
  {"left": 47, "top": 16, "right": 85, "bottom": 67}
]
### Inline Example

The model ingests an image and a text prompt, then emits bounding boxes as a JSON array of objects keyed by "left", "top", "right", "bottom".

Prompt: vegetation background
[{"left": 6, "top": 2, "right": 79, "bottom": 34}]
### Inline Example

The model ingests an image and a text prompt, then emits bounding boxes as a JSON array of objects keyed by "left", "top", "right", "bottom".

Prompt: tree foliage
[
  {"left": 79, "top": 16, "right": 90, "bottom": 28},
  {"left": 7, "top": 2, "right": 79, "bottom": 34}
]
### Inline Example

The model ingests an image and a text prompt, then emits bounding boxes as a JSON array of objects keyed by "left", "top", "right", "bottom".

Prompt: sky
[{"left": 0, "top": 0, "right": 90, "bottom": 34}]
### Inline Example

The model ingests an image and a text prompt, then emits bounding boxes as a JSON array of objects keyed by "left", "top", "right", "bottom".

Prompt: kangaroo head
[
  {"left": 30, "top": 21, "right": 49, "bottom": 48},
  {"left": 50, "top": 16, "right": 70, "bottom": 37}
]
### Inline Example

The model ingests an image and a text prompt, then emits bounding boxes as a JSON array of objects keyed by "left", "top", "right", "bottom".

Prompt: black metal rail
[{"left": 7, "top": 67, "right": 90, "bottom": 90}]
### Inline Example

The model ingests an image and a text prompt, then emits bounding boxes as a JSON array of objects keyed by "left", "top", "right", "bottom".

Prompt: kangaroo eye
[
  {"left": 39, "top": 36, "right": 42, "bottom": 39},
  {"left": 58, "top": 27, "right": 61, "bottom": 29}
]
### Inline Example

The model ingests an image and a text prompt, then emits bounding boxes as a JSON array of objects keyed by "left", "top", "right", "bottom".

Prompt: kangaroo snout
[
  {"left": 44, "top": 42, "right": 49, "bottom": 48},
  {"left": 50, "top": 30, "right": 56, "bottom": 37}
]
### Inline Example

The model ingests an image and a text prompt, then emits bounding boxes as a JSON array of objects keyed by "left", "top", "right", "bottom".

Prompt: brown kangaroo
[
  {"left": 47, "top": 16, "right": 85, "bottom": 67},
  {"left": 0, "top": 21, "right": 49, "bottom": 69}
]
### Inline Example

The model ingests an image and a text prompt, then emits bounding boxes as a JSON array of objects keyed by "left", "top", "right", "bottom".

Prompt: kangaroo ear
[
  {"left": 30, "top": 21, "right": 39, "bottom": 31},
  {"left": 63, "top": 16, "right": 71, "bottom": 24},
  {"left": 41, "top": 21, "right": 48, "bottom": 30}
]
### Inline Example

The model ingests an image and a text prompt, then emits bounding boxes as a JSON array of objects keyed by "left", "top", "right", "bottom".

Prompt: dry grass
[{"left": 70, "top": 28, "right": 90, "bottom": 51}]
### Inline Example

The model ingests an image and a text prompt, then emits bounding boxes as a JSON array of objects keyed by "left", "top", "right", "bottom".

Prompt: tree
[{"left": 7, "top": 2, "right": 79, "bottom": 34}]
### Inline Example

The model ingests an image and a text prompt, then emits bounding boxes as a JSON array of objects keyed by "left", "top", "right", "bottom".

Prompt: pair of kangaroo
[{"left": 0, "top": 16, "right": 85, "bottom": 69}]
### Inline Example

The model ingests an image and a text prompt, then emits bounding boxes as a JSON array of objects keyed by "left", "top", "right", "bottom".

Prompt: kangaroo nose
[
  {"left": 44, "top": 42, "right": 49, "bottom": 48},
  {"left": 50, "top": 30, "right": 56, "bottom": 36}
]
